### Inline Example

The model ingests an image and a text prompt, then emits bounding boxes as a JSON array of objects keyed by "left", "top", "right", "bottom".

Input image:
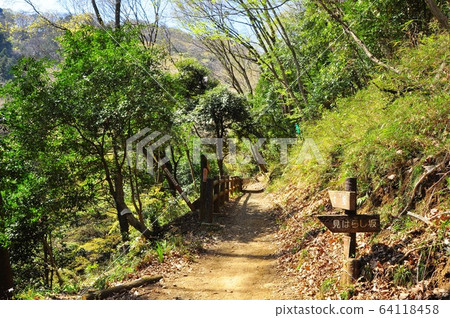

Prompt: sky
[
  {"left": 0, "top": 0, "right": 180, "bottom": 28},
  {"left": 0, "top": 0, "right": 65, "bottom": 12},
  {"left": 0, "top": 0, "right": 250, "bottom": 36}
]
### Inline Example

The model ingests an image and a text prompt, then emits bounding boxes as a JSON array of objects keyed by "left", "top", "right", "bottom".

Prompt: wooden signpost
[
  {"left": 328, "top": 191, "right": 357, "bottom": 211},
  {"left": 200, "top": 155, "right": 210, "bottom": 222},
  {"left": 318, "top": 178, "right": 380, "bottom": 285},
  {"left": 317, "top": 215, "right": 380, "bottom": 233}
]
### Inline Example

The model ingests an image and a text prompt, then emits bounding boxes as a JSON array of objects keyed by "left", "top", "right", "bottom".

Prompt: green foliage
[
  {"left": 155, "top": 240, "right": 172, "bottom": 263},
  {"left": 320, "top": 277, "right": 337, "bottom": 294},
  {"left": 14, "top": 288, "right": 46, "bottom": 300},
  {"left": 175, "top": 57, "right": 219, "bottom": 100},
  {"left": 0, "top": 8, "right": 17, "bottom": 81},
  {"left": 194, "top": 86, "right": 250, "bottom": 138},
  {"left": 296, "top": 249, "right": 309, "bottom": 270},
  {"left": 271, "top": 33, "right": 449, "bottom": 221},
  {"left": 361, "top": 264, "right": 374, "bottom": 282},
  {"left": 246, "top": 0, "right": 443, "bottom": 125},
  {"left": 1, "top": 0, "right": 448, "bottom": 298},
  {"left": 339, "top": 286, "right": 355, "bottom": 300},
  {"left": 1, "top": 24, "right": 180, "bottom": 291},
  {"left": 393, "top": 265, "right": 413, "bottom": 286},
  {"left": 392, "top": 216, "right": 419, "bottom": 234},
  {"left": 193, "top": 86, "right": 252, "bottom": 175}
]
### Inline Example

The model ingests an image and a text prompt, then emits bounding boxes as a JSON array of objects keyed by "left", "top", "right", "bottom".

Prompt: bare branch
[
  {"left": 24, "top": 0, "right": 69, "bottom": 31},
  {"left": 316, "top": 0, "right": 401, "bottom": 74},
  {"left": 91, "top": 0, "right": 105, "bottom": 26}
]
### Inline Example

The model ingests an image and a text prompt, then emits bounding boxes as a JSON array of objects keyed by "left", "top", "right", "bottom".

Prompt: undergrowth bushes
[{"left": 272, "top": 33, "right": 449, "bottom": 222}]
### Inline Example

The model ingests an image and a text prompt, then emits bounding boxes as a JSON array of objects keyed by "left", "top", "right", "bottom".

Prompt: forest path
[{"left": 141, "top": 183, "right": 283, "bottom": 300}]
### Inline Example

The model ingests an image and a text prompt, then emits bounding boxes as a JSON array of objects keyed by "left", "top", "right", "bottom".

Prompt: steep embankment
[{"left": 269, "top": 33, "right": 449, "bottom": 300}]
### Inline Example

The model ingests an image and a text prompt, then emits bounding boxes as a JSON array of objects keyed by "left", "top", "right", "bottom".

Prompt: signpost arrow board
[
  {"left": 317, "top": 215, "right": 380, "bottom": 233},
  {"left": 328, "top": 190, "right": 356, "bottom": 211}
]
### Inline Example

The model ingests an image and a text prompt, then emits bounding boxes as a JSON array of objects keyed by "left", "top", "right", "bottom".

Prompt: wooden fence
[{"left": 199, "top": 176, "right": 243, "bottom": 223}]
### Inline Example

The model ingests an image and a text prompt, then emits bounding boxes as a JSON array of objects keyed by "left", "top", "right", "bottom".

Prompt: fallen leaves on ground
[{"left": 269, "top": 184, "right": 449, "bottom": 300}]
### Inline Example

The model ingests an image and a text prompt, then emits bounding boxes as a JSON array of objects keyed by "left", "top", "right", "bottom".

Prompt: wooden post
[
  {"left": 225, "top": 176, "right": 230, "bottom": 202},
  {"left": 230, "top": 177, "right": 233, "bottom": 195},
  {"left": 214, "top": 177, "right": 219, "bottom": 214},
  {"left": 200, "top": 182, "right": 205, "bottom": 222},
  {"left": 199, "top": 155, "right": 208, "bottom": 222},
  {"left": 220, "top": 177, "right": 225, "bottom": 206},
  {"left": 318, "top": 178, "right": 380, "bottom": 287},
  {"left": 342, "top": 177, "right": 359, "bottom": 286},
  {"left": 205, "top": 178, "right": 214, "bottom": 223}
]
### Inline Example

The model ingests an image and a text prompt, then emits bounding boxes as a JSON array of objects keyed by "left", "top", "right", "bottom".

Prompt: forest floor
[
  {"left": 102, "top": 176, "right": 448, "bottom": 301},
  {"left": 131, "top": 182, "right": 290, "bottom": 300}
]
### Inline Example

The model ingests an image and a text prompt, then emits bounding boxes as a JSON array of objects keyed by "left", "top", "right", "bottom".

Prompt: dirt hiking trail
[{"left": 142, "top": 182, "right": 284, "bottom": 300}]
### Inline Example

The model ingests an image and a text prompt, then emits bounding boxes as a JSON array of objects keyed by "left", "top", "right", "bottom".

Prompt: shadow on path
[{"left": 140, "top": 188, "right": 281, "bottom": 300}]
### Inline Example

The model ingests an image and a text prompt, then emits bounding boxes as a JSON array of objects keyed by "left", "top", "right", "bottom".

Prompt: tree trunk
[
  {"left": 239, "top": 0, "right": 302, "bottom": 108},
  {"left": 113, "top": 176, "right": 153, "bottom": 241},
  {"left": 185, "top": 148, "right": 197, "bottom": 191},
  {"left": 424, "top": 0, "right": 449, "bottom": 30},
  {"left": 122, "top": 210, "right": 153, "bottom": 240},
  {"left": 115, "top": 179, "right": 130, "bottom": 242},
  {"left": 217, "top": 158, "right": 224, "bottom": 178},
  {"left": 43, "top": 235, "right": 64, "bottom": 287},
  {"left": 111, "top": 141, "right": 131, "bottom": 241},
  {"left": 43, "top": 239, "right": 49, "bottom": 287},
  {"left": 115, "top": 0, "right": 121, "bottom": 29},
  {"left": 0, "top": 246, "right": 13, "bottom": 299},
  {"left": 91, "top": 0, "right": 104, "bottom": 26},
  {"left": 164, "top": 161, "right": 177, "bottom": 196},
  {"left": 267, "top": 0, "right": 309, "bottom": 105},
  {"left": 83, "top": 275, "right": 162, "bottom": 300},
  {"left": 0, "top": 192, "right": 13, "bottom": 299},
  {"left": 128, "top": 168, "right": 144, "bottom": 224}
]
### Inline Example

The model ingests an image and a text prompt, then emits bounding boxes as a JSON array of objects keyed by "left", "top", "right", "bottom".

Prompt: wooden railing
[{"left": 199, "top": 176, "right": 243, "bottom": 223}]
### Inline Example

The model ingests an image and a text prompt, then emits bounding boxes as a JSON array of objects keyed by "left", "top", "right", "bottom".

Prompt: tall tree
[
  {"left": 193, "top": 86, "right": 250, "bottom": 176},
  {"left": 424, "top": 0, "right": 449, "bottom": 30},
  {"left": 91, "top": 0, "right": 105, "bottom": 26},
  {"left": 0, "top": 193, "right": 13, "bottom": 299},
  {"left": 115, "top": 0, "right": 121, "bottom": 29},
  {"left": 2, "top": 26, "right": 174, "bottom": 242},
  {"left": 177, "top": 0, "right": 309, "bottom": 112},
  {"left": 0, "top": 9, "right": 16, "bottom": 81}
]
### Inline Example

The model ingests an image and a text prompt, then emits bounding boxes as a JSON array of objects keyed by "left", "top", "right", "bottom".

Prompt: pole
[
  {"left": 214, "top": 176, "right": 219, "bottom": 214},
  {"left": 342, "top": 177, "right": 359, "bottom": 285},
  {"left": 200, "top": 155, "right": 208, "bottom": 221},
  {"left": 205, "top": 178, "right": 214, "bottom": 223}
]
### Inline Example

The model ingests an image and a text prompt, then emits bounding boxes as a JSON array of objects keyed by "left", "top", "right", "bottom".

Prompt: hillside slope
[{"left": 269, "top": 33, "right": 449, "bottom": 300}]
